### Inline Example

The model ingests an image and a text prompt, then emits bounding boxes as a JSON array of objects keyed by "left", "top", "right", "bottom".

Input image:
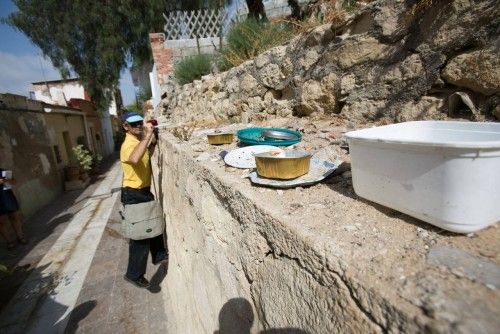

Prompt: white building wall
[
  {"left": 108, "top": 98, "right": 118, "bottom": 116},
  {"left": 60, "top": 83, "right": 85, "bottom": 100},
  {"left": 150, "top": 65, "right": 162, "bottom": 108},
  {"left": 33, "top": 80, "right": 116, "bottom": 157},
  {"left": 99, "top": 115, "right": 115, "bottom": 157},
  {"left": 33, "top": 82, "right": 85, "bottom": 105}
]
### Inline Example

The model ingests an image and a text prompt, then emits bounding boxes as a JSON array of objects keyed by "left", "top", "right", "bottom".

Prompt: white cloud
[{"left": 0, "top": 51, "right": 62, "bottom": 97}]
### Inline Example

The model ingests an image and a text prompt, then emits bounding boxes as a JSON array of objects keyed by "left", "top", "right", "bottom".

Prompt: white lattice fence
[{"left": 163, "top": 9, "right": 227, "bottom": 40}]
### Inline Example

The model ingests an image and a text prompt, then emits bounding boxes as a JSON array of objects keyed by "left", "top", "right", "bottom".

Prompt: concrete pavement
[{"left": 0, "top": 156, "right": 169, "bottom": 333}]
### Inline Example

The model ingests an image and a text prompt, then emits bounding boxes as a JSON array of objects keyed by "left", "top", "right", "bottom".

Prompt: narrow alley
[{"left": 0, "top": 155, "right": 169, "bottom": 333}]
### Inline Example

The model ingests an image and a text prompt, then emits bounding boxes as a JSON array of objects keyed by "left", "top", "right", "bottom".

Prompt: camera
[{"left": 148, "top": 119, "right": 159, "bottom": 140}]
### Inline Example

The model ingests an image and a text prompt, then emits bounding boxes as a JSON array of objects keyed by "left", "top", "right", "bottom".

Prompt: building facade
[
  {"left": 31, "top": 78, "right": 119, "bottom": 158},
  {"left": 0, "top": 93, "right": 89, "bottom": 218}
]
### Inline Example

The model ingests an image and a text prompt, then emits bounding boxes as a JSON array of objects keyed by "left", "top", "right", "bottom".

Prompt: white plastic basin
[{"left": 345, "top": 121, "right": 500, "bottom": 233}]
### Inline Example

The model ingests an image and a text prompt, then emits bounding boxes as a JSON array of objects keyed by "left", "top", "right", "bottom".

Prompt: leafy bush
[
  {"left": 219, "top": 18, "right": 293, "bottom": 70},
  {"left": 72, "top": 145, "right": 102, "bottom": 172},
  {"left": 174, "top": 53, "right": 213, "bottom": 85}
]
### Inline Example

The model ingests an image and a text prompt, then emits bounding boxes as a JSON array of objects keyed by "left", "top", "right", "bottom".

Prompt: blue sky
[{"left": 0, "top": 1, "right": 136, "bottom": 106}]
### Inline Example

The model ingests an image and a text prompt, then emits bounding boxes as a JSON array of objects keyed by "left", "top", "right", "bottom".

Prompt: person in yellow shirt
[{"left": 120, "top": 112, "right": 167, "bottom": 289}]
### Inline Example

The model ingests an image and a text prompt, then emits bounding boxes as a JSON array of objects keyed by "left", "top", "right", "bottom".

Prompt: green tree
[
  {"left": 5, "top": 0, "right": 263, "bottom": 109},
  {"left": 125, "top": 83, "right": 152, "bottom": 114},
  {"left": 124, "top": 103, "right": 142, "bottom": 115},
  {"left": 4, "top": 0, "right": 169, "bottom": 110}
]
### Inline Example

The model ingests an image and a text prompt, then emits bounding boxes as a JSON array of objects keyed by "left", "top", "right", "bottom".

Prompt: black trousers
[{"left": 121, "top": 187, "right": 167, "bottom": 280}]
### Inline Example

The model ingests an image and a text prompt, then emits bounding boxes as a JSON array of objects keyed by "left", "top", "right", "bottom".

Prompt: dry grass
[
  {"left": 174, "top": 53, "right": 213, "bottom": 85},
  {"left": 219, "top": 1, "right": 369, "bottom": 70},
  {"left": 219, "top": 18, "right": 294, "bottom": 69}
]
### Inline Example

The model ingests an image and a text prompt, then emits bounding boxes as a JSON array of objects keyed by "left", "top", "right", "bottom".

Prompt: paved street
[{"left": 0, "top": 156, "right": 169, "bottom": 333}]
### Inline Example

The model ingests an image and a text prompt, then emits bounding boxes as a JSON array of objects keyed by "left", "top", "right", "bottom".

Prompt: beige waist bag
[{"left": 121, "top": 200, "right": 165, "bottom": 240}]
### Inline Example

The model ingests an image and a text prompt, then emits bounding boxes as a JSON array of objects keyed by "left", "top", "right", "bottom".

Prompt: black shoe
[
  {"left": 17, "top": 237, "right": 29, "bottom": 245},
  {"left": 124, "top": 275, "right": 151, "bottom": 289}
]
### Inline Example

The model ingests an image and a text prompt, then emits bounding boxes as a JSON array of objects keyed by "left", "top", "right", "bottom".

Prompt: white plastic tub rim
[
  {"left": 345, "top": 120, "right": 500, "bottom": 233},
  {"left": 345, "top": 121, "right": 500, "bottom": 149}
]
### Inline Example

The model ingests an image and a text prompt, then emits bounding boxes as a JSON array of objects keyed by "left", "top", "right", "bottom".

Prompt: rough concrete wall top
[
  {"left": 154, "top": 128, "right": 500, "bottom": 333},
  {"left": 152, "top": 2, "right": 500, "bottom": 329}
]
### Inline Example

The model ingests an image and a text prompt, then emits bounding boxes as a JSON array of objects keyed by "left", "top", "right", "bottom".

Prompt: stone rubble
[{"left": 156, "top": 0, "right": 500, "bottom": 127}]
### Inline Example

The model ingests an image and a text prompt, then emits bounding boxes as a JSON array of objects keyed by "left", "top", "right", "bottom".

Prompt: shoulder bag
[
  {"left": 121, "top": 199, "right": 165, "bottom": 240},
  {"left": 120, "top": 159, "right": 165, "bottom": 240}
]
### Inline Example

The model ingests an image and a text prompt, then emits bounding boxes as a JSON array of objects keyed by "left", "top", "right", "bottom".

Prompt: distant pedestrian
[
  {"left": 0, "top": 168, "right": 28, "bottom": 250},
  {"left": 120, "top": 112, "right": 167, "bottom": 289}
]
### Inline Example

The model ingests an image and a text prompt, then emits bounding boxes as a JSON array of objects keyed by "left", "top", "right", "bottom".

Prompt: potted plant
[
  {"left": 72, "top": 144, "right": 93, "bottom": 176},
  {"left": 64, "top": 142, "right": 84, "bottom": 181},
  {"left": 72, "top": 145, "right": 102, "bottom": 177},
  {"left": 64, "top": 163, "right": 81, "bottom": 181}
]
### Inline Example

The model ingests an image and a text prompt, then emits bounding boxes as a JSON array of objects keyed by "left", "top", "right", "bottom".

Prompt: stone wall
[
  {"left": 153, "top": 131, "right": 500, "bottom": 333},
  {"left": 157, "top": 0, "right": 500, "bottom": 125},
  {"left": 152, "top": 1, "right": 500, "bottom": 332}
]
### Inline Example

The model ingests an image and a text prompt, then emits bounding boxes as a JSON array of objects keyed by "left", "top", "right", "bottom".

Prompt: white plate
[
  {"left": 249, "top": 159, "right": 338, "bottom": 188},
  {"left": 224, "top": 145, "right": 285, "bottom": 169}
]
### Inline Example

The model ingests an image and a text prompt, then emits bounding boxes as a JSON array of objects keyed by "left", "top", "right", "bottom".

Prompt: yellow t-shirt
[{"left": 120, "top": 133, "right": 151, "bottom": 189}]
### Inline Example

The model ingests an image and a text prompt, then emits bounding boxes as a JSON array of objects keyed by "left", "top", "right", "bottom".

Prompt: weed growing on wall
[
  {"left": 219, "top": 18, "right": 293, "bottom": 70},
  {"left": 174, "top": 53, "right": 213, "bottom": 85}
]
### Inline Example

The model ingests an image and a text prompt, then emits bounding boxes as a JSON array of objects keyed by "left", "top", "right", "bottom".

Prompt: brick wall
[{"left": 149, "top": 33, "right": 173, "bottom": 85}]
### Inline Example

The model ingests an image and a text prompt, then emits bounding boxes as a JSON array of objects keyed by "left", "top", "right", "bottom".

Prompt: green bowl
[{"left": 237, "top": 127, "right": 302, "bottom": 146}]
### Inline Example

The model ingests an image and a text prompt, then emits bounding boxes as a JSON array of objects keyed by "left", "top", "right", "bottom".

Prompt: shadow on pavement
[
  {"left": 64, "top": 300, "right": 97, "bottom": 334},
  {"left": 148, "top": 261, "right": 169, "bottom": 294},
  {"left": 0, "top": 262, "right": 97, "bottom": 333},
  {"left": 0, "top": 154, "right": 118, "bottom": 315}
]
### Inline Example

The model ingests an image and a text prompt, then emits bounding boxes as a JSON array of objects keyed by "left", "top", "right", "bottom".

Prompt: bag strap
[
  {"left": 150, "top": 150, "right": 158, "bottom": 197},
  {"left": 149, "top": 138, "right": 168, "bottom": 248}
]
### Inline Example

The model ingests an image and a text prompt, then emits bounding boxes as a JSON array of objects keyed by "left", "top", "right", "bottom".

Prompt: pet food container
[
  {"left": 207, "top": 133, "right": 234, "bottom": 145},
  {"left": 255, "top": 151, "right": 311, "bottom": 180}
]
